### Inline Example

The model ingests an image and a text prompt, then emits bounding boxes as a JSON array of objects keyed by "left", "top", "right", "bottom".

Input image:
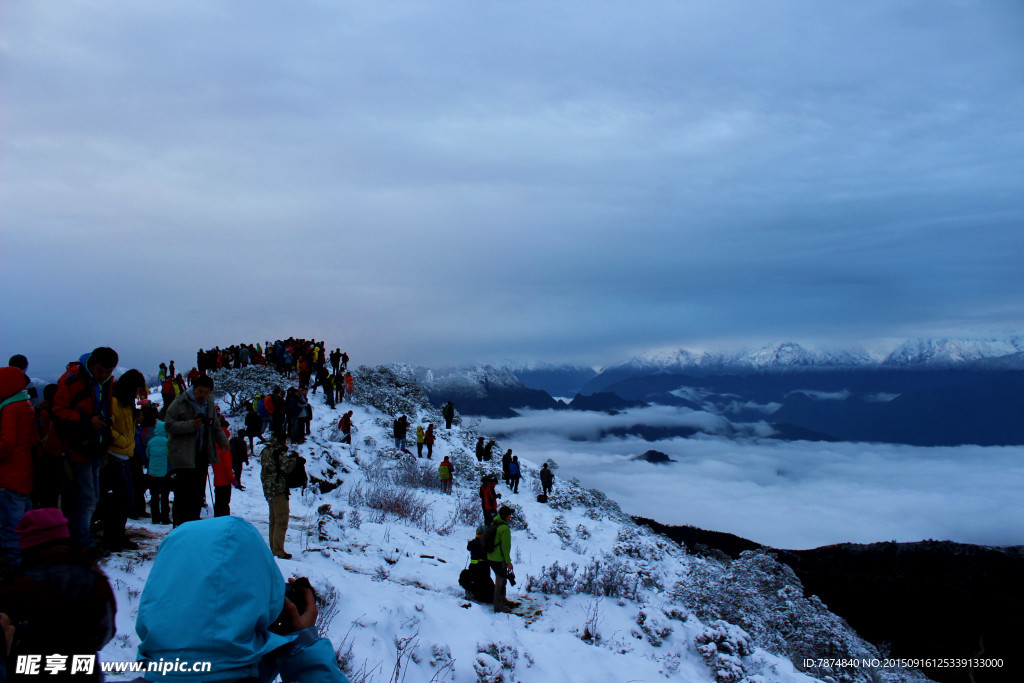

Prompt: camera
[
  {"left": 285, "top": 576, "right": 316, "bottom": 612},
  {"left": 506, "top": 571, "right": 516, "bottom": 587}
]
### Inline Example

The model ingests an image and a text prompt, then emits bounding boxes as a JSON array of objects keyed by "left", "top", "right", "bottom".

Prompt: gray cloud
[{"left": 3, "top": 0, "right": 1023, "bottom": 376}]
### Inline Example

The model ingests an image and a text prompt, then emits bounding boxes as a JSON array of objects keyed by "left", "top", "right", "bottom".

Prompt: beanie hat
[{"left": 16, "top": 508, "right": 71, "bottom": 549}]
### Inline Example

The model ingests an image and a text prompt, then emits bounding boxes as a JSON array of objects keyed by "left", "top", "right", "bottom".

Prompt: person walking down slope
[
  {"left": 339, "top": 411, "right": 353, "bottom": 444},
  {"left": 508, "top": 455, "right": 521, "bottom": 494},
  {"left": 438, "top": 456, "right": 454, "bottom": 494}
]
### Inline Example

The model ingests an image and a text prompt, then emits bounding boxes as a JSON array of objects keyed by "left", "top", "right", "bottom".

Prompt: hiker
[
  {"left": 53, "top": 347, "right": 118, "bottom": 550},
  {"left": 459, "top": 526, "right": 494, "bottom": 603},
  {"left": 416, "top": 425, "right": 425, "bottom": 458},
  {"left": 439, "top": 456, "right": 454, "bottom": 494},
  {"left": 540, "top": 462, "right": 555, "bottom": 497},
  {"left": 442, "top": 401, "right": 455, "bottom": 429},
  {"left": 501, "top": 449, "right": 513, "bottom": 487},
  {"left": 229, "top": 428, "right": 249, "bottom": 490},
  {"left": 0, "top": 366, "right": 38, "bottom": 565},
  {"left": 102, "top": 369, "right": 147, "bottom": 551},
  {"left": 479, "top": 475, "right": 501, "bottom": 527},
  {"left": 486, "top": 505, "right": 516, "bottom": 613},
  {"left": 269, "top": 387, "right": 286, "bottom": 442},
  {"left": 393, "top": 415, "right": 410, "bottom": 451},
  {"left": 212, "top": 419, "right": 234, "bottom": 517},
  {"left": 145, "top": 419, "right": 172, "bottom": 525},
  {"left": 244, "top": 401, "right": 265, "bottom": 453},
  {"left": 482, "top": 439, "right": 495, "bottom": 462},
  {"left": 508, "top": 455, "right": 521, "bottom": 494},
  {"left": 475, "top": 436, "right": 485, "bottom": 462},
  {"left": 261, "top": 437, "right": 299, "bottom": 559},
  {"left": 343, "top": 372, "right": 354, "bottom": 400},
  {"left": 0, "top": 509, "right": 117, "bottom": 679},
  {"left": 157, "top": 362, "right": 168, "bottom": 383},
  {"left": 164, "top": 374, "right": 229, "bottom": 527},
  {"left": 339, "top": 411, "right": 353, "bottom": 444},
  {"left": 33, "top": 384, "right": 64, "bottom": 509},
  {"left": 424, "top": 423, "right": 435, "bottom": 459},
  {"left": 322, "top": 373, "right": 336, "bottom": 409},
  {"left": 135, "top": 516, "right": 350, "bottom": 681}
]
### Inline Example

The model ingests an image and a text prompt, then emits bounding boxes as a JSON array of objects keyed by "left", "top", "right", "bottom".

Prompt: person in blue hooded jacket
[{"left": 135, "top": 516, "right": 349, "bottom": 682}]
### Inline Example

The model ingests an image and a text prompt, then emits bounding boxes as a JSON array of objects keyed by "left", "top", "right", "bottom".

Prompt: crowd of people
[{"left": 0, "top": 337, "right": 558, "bottom": 677}]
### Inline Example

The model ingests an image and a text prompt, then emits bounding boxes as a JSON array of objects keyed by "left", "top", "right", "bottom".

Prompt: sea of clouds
[{"left": 479, "top": 406, "right": 1024, "bottom": 549}]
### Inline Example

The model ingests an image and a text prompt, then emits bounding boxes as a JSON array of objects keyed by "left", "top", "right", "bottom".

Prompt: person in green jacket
[{"left": 486, "top": 505, "right": 515, "bottom": 613}]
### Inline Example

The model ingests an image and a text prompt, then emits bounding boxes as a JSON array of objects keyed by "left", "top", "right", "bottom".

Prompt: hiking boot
[
  {"left": 120, "top": 539, "right": 140, "bottom": 550},
  {"left": 275, "top": 552, "right": 293, "bottom": 560}
]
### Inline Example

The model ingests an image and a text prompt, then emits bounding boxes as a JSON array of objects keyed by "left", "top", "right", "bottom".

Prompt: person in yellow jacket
[{"left": 104, "top": 369, "right": 147, "bottom": 551}]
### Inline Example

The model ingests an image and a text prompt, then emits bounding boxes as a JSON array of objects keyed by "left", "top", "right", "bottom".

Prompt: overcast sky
[{"left": 3, "top": 1, "right": 1023, "bottom": 378}]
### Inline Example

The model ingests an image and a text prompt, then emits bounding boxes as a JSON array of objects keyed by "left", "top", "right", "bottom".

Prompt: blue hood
[{"left": 136, "top": 517, "right": 296, "bottom": 680}]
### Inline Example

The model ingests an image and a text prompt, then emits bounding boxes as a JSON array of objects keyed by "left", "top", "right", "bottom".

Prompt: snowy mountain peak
[{"left": 882, "top": 336, "right": 1024, "bottom": 366}]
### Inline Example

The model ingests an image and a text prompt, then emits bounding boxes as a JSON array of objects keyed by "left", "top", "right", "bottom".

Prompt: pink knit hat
[{"left": 16, "top": 508, "right": 71, "bottom": 549}]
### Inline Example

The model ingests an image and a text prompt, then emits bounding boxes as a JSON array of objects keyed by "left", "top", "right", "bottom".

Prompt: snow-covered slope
[{"left": 97, "top": 365, "right": 928, "bottom": 683}]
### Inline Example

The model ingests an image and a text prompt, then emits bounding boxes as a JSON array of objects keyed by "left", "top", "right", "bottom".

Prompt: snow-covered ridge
[
  {"left": 606, "top": 336, "right": 1024, "bottom": 374},
  {"left": 95, "top": 364, "right": 927, "bottom": 683}
]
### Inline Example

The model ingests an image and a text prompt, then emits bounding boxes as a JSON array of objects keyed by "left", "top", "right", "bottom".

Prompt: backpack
[
  {"left": 482, "top": 520, "right": 502, "bottom": 554},
  {"left": 256, "top": 397, "right": 270, "bottom": 419},
  {"left": 161, "top": 378, "right": 174, "bottom": 394},
  {"left": 263, "top": 395, "right": 276, "bottom": 415},
  {"left": 285, "top": 456, "right": 307, "bottom": 489}
]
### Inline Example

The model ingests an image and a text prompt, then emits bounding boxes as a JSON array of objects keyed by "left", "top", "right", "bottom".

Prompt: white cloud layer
[{"left": 482, "top": 409, "right": 1024, "bottom": 549}]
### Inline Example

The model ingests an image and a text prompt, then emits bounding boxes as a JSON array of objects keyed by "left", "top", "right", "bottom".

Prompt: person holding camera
[
  {"left": 164, "top": 375, "right": 228, "bottom": 527},
  {"left": 260, "top": 436, "right": 299, "bottom": 559},
  {"left": 136, "top": 516, "right": 350, "bottom": 681},
  {"left": 486, "top": 505, "right": 516, "bottom": 614}
]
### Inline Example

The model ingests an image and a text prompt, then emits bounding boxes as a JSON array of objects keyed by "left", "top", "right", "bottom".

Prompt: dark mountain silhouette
[
  {"left": 634, "top": 517, "right": 1024, "bottom": 683},
  {"left": 631, "top": 449, "right": 676, "bottom": 464}
]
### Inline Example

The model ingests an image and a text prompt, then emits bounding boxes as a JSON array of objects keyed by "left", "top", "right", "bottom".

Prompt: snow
[{"left": 94, "top": 378, "right": 861, "bottom": 682}]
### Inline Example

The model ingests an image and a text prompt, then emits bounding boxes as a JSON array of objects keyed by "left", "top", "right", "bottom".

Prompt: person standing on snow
[
  {"left": 441, "top": 401, "right": 455, "bottom": 429},
  {"left": 415, "top": 425, "right": 425, "bottom": 458},
  {"left": 508, "top": 455, "right": 521, "bottom": 494},
  {"left": 540, "top": 462, "right": 555, "bottom": 497},
  {"left": 261, "top": 437, "right": 299, "bottom": 559},
  {"left": 438, "top": 456, "right": 454, "bottom": 494},
  {"left": 486, "top": 505, "right": 516, "bottom": 614},
  {"left": 0, "top": 366, "right": 39, "bottom": 565},
  {"left": 164, "top": 374, "right": 229, "bottom": 527},
  {"left": 52, "top": 347, "right": 118, "bottom": 550},
  {"left": 424, "top": 423, "right": 436, "bottom": 460}
]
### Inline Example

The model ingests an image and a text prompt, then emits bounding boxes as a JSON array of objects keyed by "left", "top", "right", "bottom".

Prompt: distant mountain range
[{"left": 420, "top": 337, "right": 1024, "bottom": 446}]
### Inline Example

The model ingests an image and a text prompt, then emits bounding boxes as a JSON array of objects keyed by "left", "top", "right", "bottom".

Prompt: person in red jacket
[
  {"left": 478, "top": 475, "right": 501, "bottom": 527},
  {"left": 53, "top": 347, "right": 118, "bottom": 551},
  {"left": 339, "top": 411, "right": 353, "bottom": 444},
  {"left": 0, "top": 366, "right": 40, "bottom": 566}
]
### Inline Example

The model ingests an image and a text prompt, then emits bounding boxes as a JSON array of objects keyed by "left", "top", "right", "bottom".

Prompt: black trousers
[{"left": 172, "top": 461, "right": 208, "bottom": 527}]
